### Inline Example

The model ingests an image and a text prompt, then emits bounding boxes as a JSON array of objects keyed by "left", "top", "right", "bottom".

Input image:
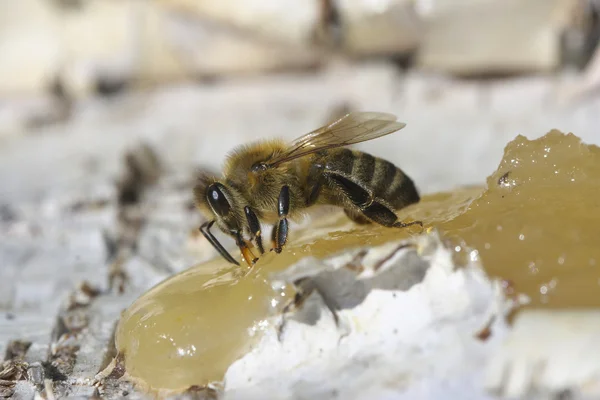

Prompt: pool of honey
[{"left": 115, "top": 130, "right": 600, "bottom": 393}]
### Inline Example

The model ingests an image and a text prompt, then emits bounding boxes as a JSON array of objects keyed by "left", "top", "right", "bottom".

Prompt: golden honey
[{"left": 115, "top": 130, "right": 600, "bottom": 393}]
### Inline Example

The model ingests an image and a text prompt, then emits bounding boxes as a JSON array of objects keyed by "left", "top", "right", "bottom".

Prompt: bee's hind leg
[
  {"left": 271, "top": 185, "right": 290, "bottom": 253},
  {"left": 326, "top": 173, "right": 422, "bottom": 229},
  {"left": 392, "top": 219, "right": 423, "bottom": 229}
]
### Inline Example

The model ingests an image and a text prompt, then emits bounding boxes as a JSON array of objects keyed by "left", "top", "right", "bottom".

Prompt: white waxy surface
[{"left": 224, "top": 234, "right": 511, "bottom": 400}]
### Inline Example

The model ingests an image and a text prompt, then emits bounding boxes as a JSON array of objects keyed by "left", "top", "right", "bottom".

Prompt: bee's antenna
[{"left": 199, "top": 220, "right": 240, "bottom": 266}]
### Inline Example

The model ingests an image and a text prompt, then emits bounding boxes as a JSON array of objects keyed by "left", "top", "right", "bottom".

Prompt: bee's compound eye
[{"left": 207, "top": 183, "right": 231, "bottom": 217}]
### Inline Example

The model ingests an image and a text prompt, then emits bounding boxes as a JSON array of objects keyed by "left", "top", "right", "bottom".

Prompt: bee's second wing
[{"left": 267, "top": 112, "right": 406, "bottom": 167}]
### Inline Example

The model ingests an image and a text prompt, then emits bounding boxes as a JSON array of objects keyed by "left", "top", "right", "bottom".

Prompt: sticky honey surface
[
  {"left": 437, "top": 131, "right": 600, "bottom": 308},
  {"left": 115, "top": 130, "right": 600, "bottom": 393}
]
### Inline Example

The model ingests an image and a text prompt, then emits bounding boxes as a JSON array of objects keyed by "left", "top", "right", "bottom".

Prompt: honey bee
[{"left": 194, "top": 111, "right": 422, "bottom": 267}]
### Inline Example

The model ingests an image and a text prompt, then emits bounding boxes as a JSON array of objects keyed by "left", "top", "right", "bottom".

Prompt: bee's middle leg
[{"left": 271, "top": 185, "right": 290, "bottom": 253}]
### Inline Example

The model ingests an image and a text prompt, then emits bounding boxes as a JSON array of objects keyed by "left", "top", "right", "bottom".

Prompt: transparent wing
[{"left": 267, "top": 111, "right": 407, "bottom": 167}]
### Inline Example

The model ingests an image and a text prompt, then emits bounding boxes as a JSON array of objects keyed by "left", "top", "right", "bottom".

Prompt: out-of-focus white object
[
  {"left": 0, "top": 0, "right": 323, "bottom": 98},
  {"left": 159, "top": 0, "right": 320, "bottom": 45},
  {"left": 0, "top": 0, "right": 61, "bottom": 95},
  {"left": 416, "top": 0, "right": 589, "bottom": 75},
  {"left": 338, "top": 0, "right": 424, "bottom": 56},
  {"left": 412, "top": 0, "right": 492, "bottom": 17},
  {"left": 0, "top": 0, "right": 138, "bottom": 98},
  {"left": 485, "top": 309, "right": 600, "bottom": 399},
  {"left": 559, "top": 41, "right": 600, "bottom": 104}
]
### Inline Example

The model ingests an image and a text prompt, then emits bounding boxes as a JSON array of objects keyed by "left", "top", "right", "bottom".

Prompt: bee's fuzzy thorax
[{"left": 223, "top": 139, "right": 288, "bottom": 177}]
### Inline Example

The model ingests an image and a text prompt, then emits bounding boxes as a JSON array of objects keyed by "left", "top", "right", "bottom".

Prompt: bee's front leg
[
  {"left": 234, "top": 231, "right": 258, "bottom": 267},
  {"left": 244, "top": 206, "right": 265, "bottom": 254},
  {"left": 200, "top": 220, "right": 241, "bottom": 266},
  {"left": 271, "top": 185, "right": 290, "bottom": 253}
]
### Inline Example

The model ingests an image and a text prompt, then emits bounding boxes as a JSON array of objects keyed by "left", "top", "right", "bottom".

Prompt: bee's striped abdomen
[
  {"left": 383, "top": 162, "right": 420, "bottom": 209},
  {"left": 322, "top": 148, "right": 354, "bottom": 176},
  {"left": 320, "top": 148, "right": 419, "bottom": 213},
  {"left": 351, "top": 151, "right": 419, "bottom": 210},
  {"left": 370, "top": 157, "right": 397, "bottom": 199}
]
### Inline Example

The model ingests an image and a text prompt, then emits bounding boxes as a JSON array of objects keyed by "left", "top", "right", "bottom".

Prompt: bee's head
[{"left": 194, "top": 175, "right": 244, "bottom": 235}]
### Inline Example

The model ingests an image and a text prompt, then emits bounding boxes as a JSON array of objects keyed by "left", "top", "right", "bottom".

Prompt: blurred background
[
  {"left": 2, "top": 2, "right": 600, "bottom": 396},
  {"left": 2, "top": 0, "right": 600, "bottom": 335},
  {"left": 2, "top": 0, "right": 600, "bottom": 199}
]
